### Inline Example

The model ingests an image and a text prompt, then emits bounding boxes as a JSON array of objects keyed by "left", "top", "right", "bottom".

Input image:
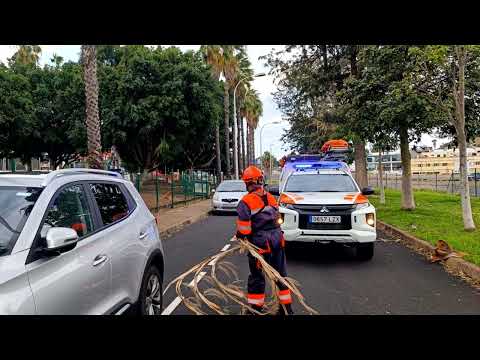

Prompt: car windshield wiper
[{"left": 0, "top": 215, "right": 20, "bottom": 235}]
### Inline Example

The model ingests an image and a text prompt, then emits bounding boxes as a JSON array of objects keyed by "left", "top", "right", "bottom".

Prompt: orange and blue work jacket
[{"left": 236, "top": 185, "right": 281, "bottom": 243}]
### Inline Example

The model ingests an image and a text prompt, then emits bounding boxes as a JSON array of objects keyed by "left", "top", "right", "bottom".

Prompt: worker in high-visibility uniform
[{"left": 236, "top": 165, "right": 293, "bottom": 315}]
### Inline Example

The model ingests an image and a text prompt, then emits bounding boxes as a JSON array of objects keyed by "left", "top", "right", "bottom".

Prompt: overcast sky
[{"left": 0, "top": 45, "right": 448, "bottom": 159}]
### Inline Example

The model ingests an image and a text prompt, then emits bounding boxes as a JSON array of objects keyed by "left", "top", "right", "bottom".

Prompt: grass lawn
[{"left": 369, "top": 189, "right": 480, "bottom": 266}]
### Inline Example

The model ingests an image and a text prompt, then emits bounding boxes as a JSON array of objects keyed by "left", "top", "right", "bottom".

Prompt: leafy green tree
[
  {"left": 200, "top": 45, "right": 224, "bottom": 176},
  {"left": 411, "top": 45, "right": 480, "bottom": 230},
  {"left": 338, "top": 45, "right": 446, "bottom": 210},
  {"left": 100, "top": 46, "right": 223, "bottom": 173},
  {"left": 263, "top": 45, "right": 370, "bottom": 188},
  {"left": 0, "top": 63, "right": 35, "bottom": 164},
  {"left": 260, "top": 151, "right": 279, "bottom": 171},
  {"left": 30, "top": 60, "right": 87, "bottom": 169},
  {"left": 0, "top": 57, "right": 87, "bottom": 170}
]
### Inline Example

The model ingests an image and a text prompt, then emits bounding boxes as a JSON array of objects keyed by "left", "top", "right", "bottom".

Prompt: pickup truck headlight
[
  {"left": 366, "top": 213, "right": 375, "bottom": 227},
  {"left": 279, "top": 202, "right": 295, "bottom": 210}
]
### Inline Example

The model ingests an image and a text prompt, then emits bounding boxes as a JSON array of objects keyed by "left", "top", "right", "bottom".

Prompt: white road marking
[
  {"left": 162, "top": 238, "right": 234, "bottom": 315},
  {"left": 221, "top": 244, "right": 231, "bottom": 252},
  {"left": 208, "top": 244, "right": 231, "bottom": 266},
  {"left": 161, "top": 271, "right": 206, "bottom": 315}
]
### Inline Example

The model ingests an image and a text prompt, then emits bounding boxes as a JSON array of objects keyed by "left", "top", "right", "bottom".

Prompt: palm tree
[
  {"left": 11, "top": 45, "right": 42, "bottom": 65},
  {"left": 200, "top": 45, "right": 225, "bottom": 178},
  {"left": 222, "top": 47, "right": 240, "bottom": 178},
  {"left": 233, "top": 49, "right": 254, "bottom": 173},
  {"left": 243, "top": 90, "right": 263, "bottom": 165},
  {"left": 81, "top": 45, "right": 103, "bottom": 169}
]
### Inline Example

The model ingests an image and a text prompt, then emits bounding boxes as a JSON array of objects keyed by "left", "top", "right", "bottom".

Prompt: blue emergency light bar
[{"left": 293, "top": 161, "right": 349, "bottom": 171}]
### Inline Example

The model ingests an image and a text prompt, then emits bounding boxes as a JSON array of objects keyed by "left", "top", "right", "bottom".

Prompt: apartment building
[
  {"left": 366, "top": 146, "right": 480, "bottom": 175},
  {"left": 410, "top": 147, "right": 480, "bottom": 175}
]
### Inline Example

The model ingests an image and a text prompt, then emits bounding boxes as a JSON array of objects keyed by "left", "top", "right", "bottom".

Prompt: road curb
[
  {"left": 159, "top": 208, "right": 212, "bottom": 239},
  {"left": 377, "top": 220, "right": 480, "bottom": 285}
]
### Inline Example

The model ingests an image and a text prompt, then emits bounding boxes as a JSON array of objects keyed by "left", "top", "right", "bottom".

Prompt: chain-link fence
[
  {"left": 366, "top": 169, "right": 480, "bottom": 197},
  {"left": 134, "top": 170, "right": 220, "bottom": 211}
]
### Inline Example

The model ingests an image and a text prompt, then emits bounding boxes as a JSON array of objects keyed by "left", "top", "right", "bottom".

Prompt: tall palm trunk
[
  {"left": 224, "top": 82, "right": 231, "bottom": 178},
  {"left": 236, "top": 98, "right": 243, "bottom": 173},
  {"left": 246, "top": 125, "right": 251, "bottom": 164},
  {"left": 248, "top": 124, "right": 255, "bottom": 165},
  {"left": 81, "top": 45, "right": 102, "bottom": 169},
  {"left": 215, "top": 123, "right": 222, "bottom": 179},
  {"left": 240, "top": 115, "right": 246, "bottom": 170}
]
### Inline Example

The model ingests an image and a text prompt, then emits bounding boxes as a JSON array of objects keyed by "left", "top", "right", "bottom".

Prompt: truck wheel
[{"left": 356, "top": 243, "right": 374, "bottom": 261}]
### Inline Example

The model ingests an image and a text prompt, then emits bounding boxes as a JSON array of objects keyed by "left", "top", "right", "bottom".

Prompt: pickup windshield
[
  {"left": 285, "top": 174, "right": 358, "bottom": 193},
  {"left": 0, "top": 186, "right": 42, "bottom": 256}
]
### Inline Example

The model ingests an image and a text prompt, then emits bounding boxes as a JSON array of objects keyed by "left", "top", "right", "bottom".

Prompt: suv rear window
[
  {"left": 0, "top": 186, "right": 42, "bottom": 255},
  {"left": 89, "top": 183, "right": 130, "bottom": 226},
  {"left": 285, "top": 173, "right": 358, "bottom": 193}
]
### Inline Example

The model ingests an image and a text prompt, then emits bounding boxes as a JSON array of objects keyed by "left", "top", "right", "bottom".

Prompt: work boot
[{"left": 276, "top": 304, "right": 294, "bottom": 316}]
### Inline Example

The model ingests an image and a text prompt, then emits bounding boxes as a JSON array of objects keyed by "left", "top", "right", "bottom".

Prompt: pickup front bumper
[{"left": 279, "top": 205, "right": 377, "bottom": 244}]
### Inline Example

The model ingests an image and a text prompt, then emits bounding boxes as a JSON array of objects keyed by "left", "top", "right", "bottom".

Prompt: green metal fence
[{"left": 136, "top": 170, "right": 220, "bottom": 211}]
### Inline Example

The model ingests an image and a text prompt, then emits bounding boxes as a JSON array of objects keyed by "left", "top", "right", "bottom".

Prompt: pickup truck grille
[{"left": 294, "top": 204, "right": 354, "bottom": 230}]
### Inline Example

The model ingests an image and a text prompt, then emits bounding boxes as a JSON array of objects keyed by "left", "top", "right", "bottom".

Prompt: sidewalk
[{"left": 154, "top": 199, "right": 212, "bottom": 238}]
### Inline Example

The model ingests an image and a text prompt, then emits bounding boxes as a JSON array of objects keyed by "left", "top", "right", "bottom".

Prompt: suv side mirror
[
  {"left": 46, "top": 227, "right": 79, "bottom": 251},
  {"left": 362, "top": 186, "right": 374, "bottom": 196},
  {"left": 269, "top": 186, "right": 280, "bottom": 196}
]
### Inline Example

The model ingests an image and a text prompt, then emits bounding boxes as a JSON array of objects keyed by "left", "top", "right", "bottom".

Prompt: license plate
[{"left": 309, "top": 215, "right": 341, "bottom": 224}]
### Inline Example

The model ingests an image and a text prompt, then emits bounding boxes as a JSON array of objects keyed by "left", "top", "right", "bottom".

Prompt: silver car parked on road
[
  {"left": 212, "top": 180, "right": 247, "bottom": 213},
  {"left": 0, "top": 169, "right": 165, "bottom": 315}
]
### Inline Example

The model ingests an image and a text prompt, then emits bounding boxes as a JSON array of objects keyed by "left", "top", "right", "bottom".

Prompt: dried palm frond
[{"left": 163, "top": 237, "right": 318, "bottom": 315}]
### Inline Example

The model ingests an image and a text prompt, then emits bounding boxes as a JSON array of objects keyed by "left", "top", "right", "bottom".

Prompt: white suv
[
  {"left": 274, "top": 169, "right": 376, "bottom": 260},
  {"left": 0, "top": 169, "right": 164, "bottom": 315}
]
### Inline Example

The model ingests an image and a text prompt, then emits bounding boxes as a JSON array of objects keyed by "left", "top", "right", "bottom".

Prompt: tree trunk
[
  {"left": 245, "top": 123, "right": 252, "bottom": 163},
  {"left": 240, "top": 116, "right": 246, "bottom": 171},
  {"left": 454, "top": 45, "right": 476, "bottom": 230},
  {"left": 399, "top": 125, "right": 415, "bottom": 210},
  {"left": 215, "top": 123, "right": 222, "bottom": 178},
  {"left": 354, "top": 141, "right": 368, "bottom": 189},
  {"left": 223, "top": 82, "right": 231, "bottom": 178},
  {"left": 237, "top": 100, "right": 243, "bottom": 173},
  {"left": 247, "top": 124, "right": 252, "bottom": 165},
  {"left": 378, "top": 148, "right": 385, "bottom": 204},
  {"left": 251, "top": 127, "right": 256, "bottom": 165},
  {"left": 81, "top": 45, "right": 103, "bottom": 169}
]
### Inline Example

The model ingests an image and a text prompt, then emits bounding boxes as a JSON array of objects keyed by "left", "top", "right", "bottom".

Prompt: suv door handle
[
  {"left": 93, "top": 254, "right": 108, "bottom": 267},
  {"left": 139, "top": 232, "right": 148, "bottom": 240}
]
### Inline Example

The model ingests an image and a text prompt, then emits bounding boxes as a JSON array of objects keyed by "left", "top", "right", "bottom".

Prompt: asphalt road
[{"left": 161, "top": 213, "right": 480, "bottom": 315}]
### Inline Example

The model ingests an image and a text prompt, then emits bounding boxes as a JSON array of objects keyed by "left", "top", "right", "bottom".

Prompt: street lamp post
[
  {"left": 259, "top": 120, "right": 282, "bottom": 172},
  {"left": 233, "top": 72, "right": 265, "bottom": 179}
]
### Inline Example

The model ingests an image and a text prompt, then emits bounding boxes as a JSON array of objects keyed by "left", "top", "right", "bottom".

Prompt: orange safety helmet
[{"left": 241, "top": 165, "right": 264, "bottom": 184}]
